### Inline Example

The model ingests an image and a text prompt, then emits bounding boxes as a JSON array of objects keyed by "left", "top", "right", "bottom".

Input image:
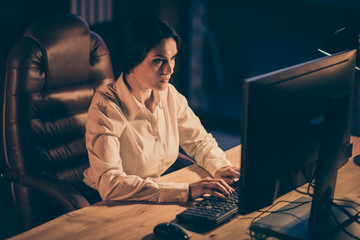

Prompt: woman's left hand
[{"left": 214, "top": 166, "right": 240, "bottom": 185}]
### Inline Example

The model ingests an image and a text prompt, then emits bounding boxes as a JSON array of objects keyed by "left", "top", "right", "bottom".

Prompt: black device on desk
[
  {"left": 153, "top": 222, "right": 191, "bottom": 240},
  {"left": 177, "top": 50, "right": 357, "bottom": 239}
]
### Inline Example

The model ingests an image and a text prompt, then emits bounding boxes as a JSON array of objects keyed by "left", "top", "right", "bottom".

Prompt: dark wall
[{"left": 189, "top": 0, "right": 360, "bottom": 135}]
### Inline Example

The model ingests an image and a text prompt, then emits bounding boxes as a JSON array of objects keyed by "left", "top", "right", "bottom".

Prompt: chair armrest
[{"left": 15, "top": 174, "right": 90, "bottom": 212}]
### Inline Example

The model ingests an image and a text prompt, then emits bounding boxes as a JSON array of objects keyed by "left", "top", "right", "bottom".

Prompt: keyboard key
[{"left": 176, "top": 181, "right": 239, "bottom": 228}]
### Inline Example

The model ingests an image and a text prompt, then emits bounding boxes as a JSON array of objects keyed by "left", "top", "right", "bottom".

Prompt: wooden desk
[{"left": 10, "top": 137, "right": 360, "bottom": 240}]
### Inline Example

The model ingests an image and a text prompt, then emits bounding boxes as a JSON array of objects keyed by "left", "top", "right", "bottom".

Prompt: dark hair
[{"left": 114, "top": 13, "right": 181, "bottom": 75}]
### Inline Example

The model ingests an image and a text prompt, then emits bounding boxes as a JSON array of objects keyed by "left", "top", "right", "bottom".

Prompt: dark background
[{"left": 1, "top": 0, "right": 360, "bottom": 238}]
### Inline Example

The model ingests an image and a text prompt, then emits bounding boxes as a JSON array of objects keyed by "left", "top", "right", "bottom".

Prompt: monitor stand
[
  {"left": 354, "top": 155, "right": 360, "bottom": 166},
  {"left": 250, "top": 93, "right": 360, "bottom": 239},
  {"left": 250, "top": 196, "right": 359, "bottom": 240}
]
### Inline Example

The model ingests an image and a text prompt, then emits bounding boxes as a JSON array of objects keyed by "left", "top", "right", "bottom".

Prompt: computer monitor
[{"left": 239, "top": 50, "right": 357, "bottom": 238}]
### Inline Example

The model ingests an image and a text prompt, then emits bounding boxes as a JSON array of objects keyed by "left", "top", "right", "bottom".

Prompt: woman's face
[{"left": 128, "top": 37, "right": 178, "bottom": 92}]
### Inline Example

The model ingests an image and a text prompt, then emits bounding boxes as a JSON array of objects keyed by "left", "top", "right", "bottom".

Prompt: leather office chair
[{"left": 2, "top": 14, "right": 114, "bottom": 231}]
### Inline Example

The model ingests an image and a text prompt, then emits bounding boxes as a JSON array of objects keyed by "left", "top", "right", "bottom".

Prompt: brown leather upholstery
[{"left": 2, "top": 14, "right": 114, "bottom": 230}]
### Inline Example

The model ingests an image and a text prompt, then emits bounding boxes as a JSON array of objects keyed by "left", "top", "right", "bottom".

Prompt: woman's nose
[{"left": 163, "top": 60, "right": 174, "bottom": 75}]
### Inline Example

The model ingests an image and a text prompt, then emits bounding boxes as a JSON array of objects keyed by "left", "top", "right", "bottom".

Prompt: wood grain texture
[{"left": 10, "top": 137, "right": 360, "bottom": 240}]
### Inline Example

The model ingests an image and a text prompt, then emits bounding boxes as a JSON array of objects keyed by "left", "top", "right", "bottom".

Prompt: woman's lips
[{"left": 160, "top": 78, "right": 170, "bottom": 83}]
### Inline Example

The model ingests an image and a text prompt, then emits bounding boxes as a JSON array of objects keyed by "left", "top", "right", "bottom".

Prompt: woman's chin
[{"left": 157, "top": 82, "right": 169, "bottom": 91}]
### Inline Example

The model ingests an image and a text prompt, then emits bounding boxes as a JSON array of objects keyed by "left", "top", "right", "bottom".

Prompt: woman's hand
[
  {"left": 214, "top": 166, "right": 240, "bottom": 185},
  {"left": 188, "top": 177, "right": 235, "bottom": 200},
  {"left": 188, "top": 166, "right": 240, "bottom": 200}
]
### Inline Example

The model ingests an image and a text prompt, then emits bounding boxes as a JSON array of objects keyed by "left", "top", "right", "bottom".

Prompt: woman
[{"left": 83, "top": 13, "right": 240, "bottom": 202}]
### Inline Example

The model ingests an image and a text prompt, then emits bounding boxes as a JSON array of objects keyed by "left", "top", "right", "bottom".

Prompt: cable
[
  {"left": 249, "top": 199, "right": 313, "bottom": 240},
  {"left": 334, "top": 198, "right": 360, "bottom": 208},
  {"left": 331, "top": 201, "right": 360, "bottom": 225},
  {"left": 250, "top": 200, "right": 288, "bottom": 225},
  {"left": 291, "top": 167, "right": 316, "bottom": 197},
  {"left": 294, "top": 185, "right": 313, "bottom": 196},
  {"left": 250, "top": 199, "right": 312, "bottom": 234},
  {"left": 328, "top": 203, "right": 360, "bottom": 240},
  {"left": 256, "top": 200, "right": 311, "bottom": 216}
]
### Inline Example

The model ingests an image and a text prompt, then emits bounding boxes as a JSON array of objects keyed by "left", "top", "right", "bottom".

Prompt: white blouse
[{"left": 83, "top": 75, "right": 232, "bottom": 202}]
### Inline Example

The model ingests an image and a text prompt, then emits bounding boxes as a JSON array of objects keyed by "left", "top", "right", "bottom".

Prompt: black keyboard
[{"left": 176, "top": 181, "right": 239, "bottom": 228}]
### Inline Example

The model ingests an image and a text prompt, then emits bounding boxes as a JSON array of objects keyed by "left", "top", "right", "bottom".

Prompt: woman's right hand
[{"left": 188, "top": 177, "right": 235, "bottom": 200}]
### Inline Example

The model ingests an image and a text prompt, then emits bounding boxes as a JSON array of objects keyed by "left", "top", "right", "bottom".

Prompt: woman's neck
[{"left": 123, "top": 74, "right": 154, "bottom": 111}]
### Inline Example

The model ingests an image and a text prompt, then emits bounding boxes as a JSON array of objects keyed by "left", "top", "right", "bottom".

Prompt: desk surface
[{"left": 10, "top": 137, "right": 360, "bottom": 240}]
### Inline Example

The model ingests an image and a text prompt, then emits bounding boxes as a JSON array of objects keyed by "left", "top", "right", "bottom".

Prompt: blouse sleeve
[
  {"left": 85, "top": 95, "right": 189, "bottom": 202},
  {"left": 171, "top": 85, "right": 232, "bottom": 176}
]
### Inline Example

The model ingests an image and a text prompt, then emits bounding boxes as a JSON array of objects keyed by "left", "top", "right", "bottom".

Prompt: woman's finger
[{"left": 204, "top": 179, "right": 233, "bottom": 196}]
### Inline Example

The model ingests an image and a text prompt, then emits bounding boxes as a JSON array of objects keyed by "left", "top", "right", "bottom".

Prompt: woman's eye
[
  {"left": 153, "top": 57, "right": 175, "bottom": 65},
  {"left": 153, "top": 59, "right": 163, "bottom": 64}
]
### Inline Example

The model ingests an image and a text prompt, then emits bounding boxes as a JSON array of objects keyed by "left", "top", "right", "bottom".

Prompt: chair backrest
[{"left": 2, "top": 14, "right": 114, "bottom": 230}]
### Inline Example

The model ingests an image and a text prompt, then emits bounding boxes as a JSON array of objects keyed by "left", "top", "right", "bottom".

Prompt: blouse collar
[{"left": 114, "top": 74, "right": 160, "bottom": 120}]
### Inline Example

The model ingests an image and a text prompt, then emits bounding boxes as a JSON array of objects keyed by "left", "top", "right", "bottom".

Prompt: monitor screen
[{"left": 239, "top": 50, "right": 356, "bottom": 237}]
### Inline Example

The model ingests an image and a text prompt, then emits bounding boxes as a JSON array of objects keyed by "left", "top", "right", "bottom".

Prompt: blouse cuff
[
  {"left": 206, "top": 159, "right": 232, "bottom": 177},
  {"left": 158, "top": 182, "right": 189, "bottom": 202}
]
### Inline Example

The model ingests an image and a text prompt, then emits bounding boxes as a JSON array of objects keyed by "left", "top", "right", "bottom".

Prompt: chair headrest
[{"left": 24, "top": 14, "right": 90, "bottom": 88}]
